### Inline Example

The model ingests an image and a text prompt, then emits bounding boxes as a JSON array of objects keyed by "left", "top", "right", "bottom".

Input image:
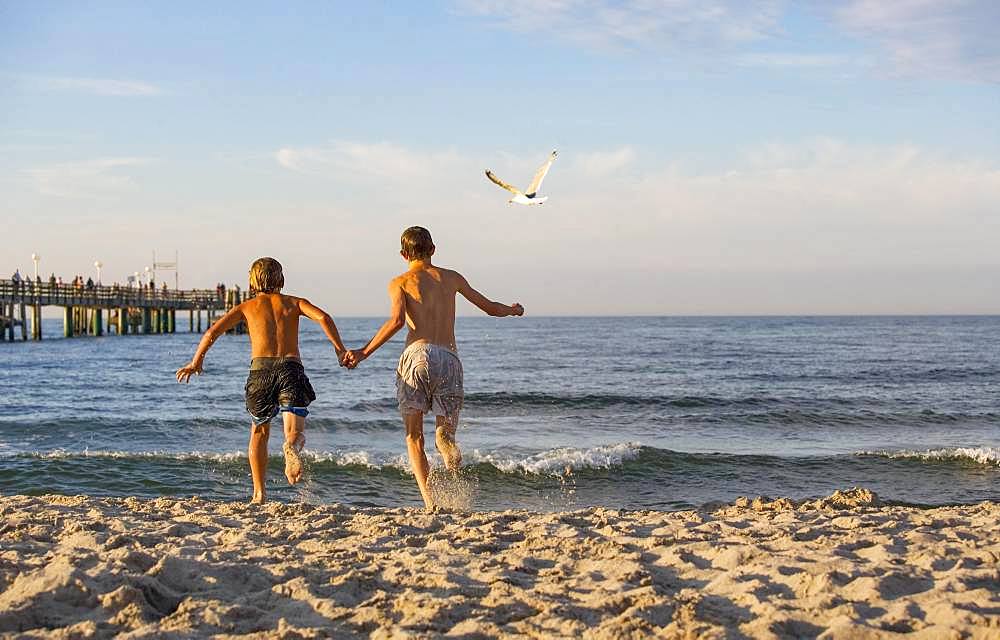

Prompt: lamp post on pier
[
  {"left": 94, "top": 261, "right": 103, "bottom": 285},
  {"left": 31, "top": 253, "right": 40, "bottom": 281}
]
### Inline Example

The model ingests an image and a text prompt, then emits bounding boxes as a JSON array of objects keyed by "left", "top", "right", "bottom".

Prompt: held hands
[
  {"left": 342, "top": 349, "right": 367, "bottom": 369},
  {"left": 509, "top": 303, "right": 524, "bottom": 317},
  {"left": 175, "top": 361, "right": 203, "bottom": 383}
]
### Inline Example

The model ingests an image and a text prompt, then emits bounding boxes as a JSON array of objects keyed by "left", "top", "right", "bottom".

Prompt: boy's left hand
[{"left": 176, "top": 362, "right": 203, "bottom": 383}]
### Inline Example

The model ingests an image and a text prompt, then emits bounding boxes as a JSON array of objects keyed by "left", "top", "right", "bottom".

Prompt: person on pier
[{"left": 175, "top": 257, "right": 349, "bottom": 503}]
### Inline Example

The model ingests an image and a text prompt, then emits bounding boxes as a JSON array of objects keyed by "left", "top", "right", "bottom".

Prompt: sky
[{"left": 2, "top": 0, "right": 999, "bottom": 315}]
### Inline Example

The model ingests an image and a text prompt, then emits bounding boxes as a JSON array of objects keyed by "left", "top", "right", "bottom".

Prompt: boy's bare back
[
  {"left": 176, "top": 290, "right": 344, "bottom": 384},
  {"left": 241, "top": 293, "right": 306, "bottom": 358},
  {"left": 392, "top": 264, "right": 525, "bottom": 353},
  {"left": 394, "top": 266, "right": 462, "bottom": 352}
]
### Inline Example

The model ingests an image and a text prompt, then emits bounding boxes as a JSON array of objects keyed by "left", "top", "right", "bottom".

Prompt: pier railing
[{"left": 0, "top": 279, "right": 226, "bottom": 310}]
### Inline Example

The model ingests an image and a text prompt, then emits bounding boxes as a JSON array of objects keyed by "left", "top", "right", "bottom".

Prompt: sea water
[{"left": 1, "top": 316, "right": 998, "bottom": 510}]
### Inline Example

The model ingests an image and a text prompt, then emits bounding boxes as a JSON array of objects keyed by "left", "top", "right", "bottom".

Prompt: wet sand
[{"left": 1, "top": 489, "right": 998, "bottom": 638}]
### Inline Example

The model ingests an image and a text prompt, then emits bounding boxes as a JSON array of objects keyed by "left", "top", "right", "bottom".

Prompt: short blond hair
[{"left": 249, "top": 257, "right": 284, "bottom": 294}]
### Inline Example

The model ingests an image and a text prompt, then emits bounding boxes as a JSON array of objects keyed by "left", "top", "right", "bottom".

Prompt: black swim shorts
[{"left": 245, "top": 357, "right": 316, "bottom": 425}]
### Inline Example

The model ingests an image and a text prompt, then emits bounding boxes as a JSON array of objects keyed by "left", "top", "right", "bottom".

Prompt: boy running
[
  {"left": 176, "top": 257, "right": 347, "bottom": 503},
  {"left": 343, "top": 226, "right": 523, "bottom": 509}
]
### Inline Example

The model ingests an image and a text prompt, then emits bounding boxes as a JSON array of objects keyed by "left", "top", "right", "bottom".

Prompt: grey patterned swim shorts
[{"left": 396, "top": 342, "right": 464, "bottom": 422}]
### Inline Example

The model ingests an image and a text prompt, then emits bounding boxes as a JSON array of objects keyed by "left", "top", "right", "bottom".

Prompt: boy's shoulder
[
  {"left": 242, "top": 292, "right": 303, "bottom": 308},
  {"left": 391, "top": 266, "right": 463, "bottom": 289}
]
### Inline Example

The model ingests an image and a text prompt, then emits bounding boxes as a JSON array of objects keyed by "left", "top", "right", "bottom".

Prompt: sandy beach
[{"left": 1, "top": 489, "right": 997, "bottom": 639}]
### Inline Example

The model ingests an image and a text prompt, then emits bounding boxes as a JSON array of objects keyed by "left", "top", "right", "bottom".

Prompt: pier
[{"left": 0, "top": 279, "right": 243, "bottom": 341}]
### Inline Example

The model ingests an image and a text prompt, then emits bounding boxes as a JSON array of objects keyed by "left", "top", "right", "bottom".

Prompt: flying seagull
[{"left": 485, "top": 150, "right": 558, "bottom": 205}]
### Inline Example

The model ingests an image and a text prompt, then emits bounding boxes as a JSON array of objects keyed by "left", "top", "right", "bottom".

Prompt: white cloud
[
  {"left": 276, "top": 141, "right": 466, "bottom": 184},
  {"left": 829, "top": 0, "right": 1000, "bottom": 82},
  {"left": 28, "top": 76, "right": 163, "bottom": 96},
  {"left": 734, "top": 52, "right": 862, "bottom": 68},
  {"left": 8, "top": 140, "right": 1000, "bottom": 313},
  {"left": 456, "top": 0, "right": 783, "bottom": 51},
  {"left": 262, "top": 137, "right": 1000, "bottom": 313},
  {"left": 24, "top": 157, "right": 151, "bottom": 198},
  {"left": 573, "top": 146, "right": 636, "bottom": 176},
  {"left": 271, "top": 138, "right": 1000, "bottom": 275},
  {"left": 457, "top": 0, "right": 1000, "bottom": 82}
]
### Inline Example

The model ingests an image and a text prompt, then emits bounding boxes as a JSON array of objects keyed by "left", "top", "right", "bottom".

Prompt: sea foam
[
  {"left": 857, "top": 447, "right": 1000, "bottom": 467},
  {"left": 468, "top": 442, "right": 643, "bottom": 475},
  {"left": 18, "top": 443, "right": 646, "bottom": 476}
]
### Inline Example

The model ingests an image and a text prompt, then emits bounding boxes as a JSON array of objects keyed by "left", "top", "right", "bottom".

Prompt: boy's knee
[{"left": 251, "top": 422, "right": 270, "bottom": 437}]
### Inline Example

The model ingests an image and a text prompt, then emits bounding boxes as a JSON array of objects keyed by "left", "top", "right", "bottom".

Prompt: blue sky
[{"left": 3, "top": 1, "right": 999, "bottom": 314}]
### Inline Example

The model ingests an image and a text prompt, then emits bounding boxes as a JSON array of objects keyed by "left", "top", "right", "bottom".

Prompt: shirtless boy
[
  {"left": 344, "top": 226, "right": 523, "bottom": 508},
  {"left": 176, "top": 257, "right": 347, "bottom": 503}
]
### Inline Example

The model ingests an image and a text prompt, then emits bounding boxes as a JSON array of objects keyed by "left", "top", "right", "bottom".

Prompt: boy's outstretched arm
[
  {"left": 346, "top": 280, "right": 406, "bottom": 368},
  {"left": 298, "top": 298, "right": 347, "bottom": 361},
  {"left": 176, "top": 303, "right": 246, "bottom": 383},
  {"left": 457, "top": 274, "right": 524, "bottom": 317}
]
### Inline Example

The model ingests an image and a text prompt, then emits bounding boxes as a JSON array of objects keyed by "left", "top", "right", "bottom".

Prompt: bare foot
[
  {"left": 283, "top": 441, "right": 303, "bottom": 485},
  {"left": 250, "top": 492, "right": 265, "bottom": 504}
]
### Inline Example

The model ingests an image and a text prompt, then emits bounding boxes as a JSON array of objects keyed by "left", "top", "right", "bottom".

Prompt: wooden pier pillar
[
  {"left": 142, "top": 308, "right": 152, "bottom": 334},
  {"left": 93, "top": 308, "right": 104, "bottom": 336},
  {"left": 64, "top": 306, "right": 74, "bottom": 338},
  {"left": 197, "top": 309, "right": 202, "bottom": 333},
  {"left": 118, "top": 308, "right": 128, "bottom": 335},
  {"left": 169, "top": 309, "right": 176, "bottom": 334},
  {"left": 20, "top": 304, "right": 27, "bottom": 341},
  {"left": 32, "top": 304, "right": 41, "bottom": 340},
  {"left": 5, "top": 302, "right": 13, "bottom": 342}
]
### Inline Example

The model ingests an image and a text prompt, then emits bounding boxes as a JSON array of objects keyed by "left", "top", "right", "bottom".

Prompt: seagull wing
[
  {"left": 485, "top": 170, "right": 522, "bottom": 195},
  {"left": 525, "top": 150, "right": 557, "bottom": 197}
]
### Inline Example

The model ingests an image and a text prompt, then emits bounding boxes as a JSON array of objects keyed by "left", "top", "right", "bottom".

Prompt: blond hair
[
  {"left": 400, "top": 226, "right": 434, "bottom": 261},
  {"left": 249, "top": 257, "right": 284, "bottom": 294}
]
